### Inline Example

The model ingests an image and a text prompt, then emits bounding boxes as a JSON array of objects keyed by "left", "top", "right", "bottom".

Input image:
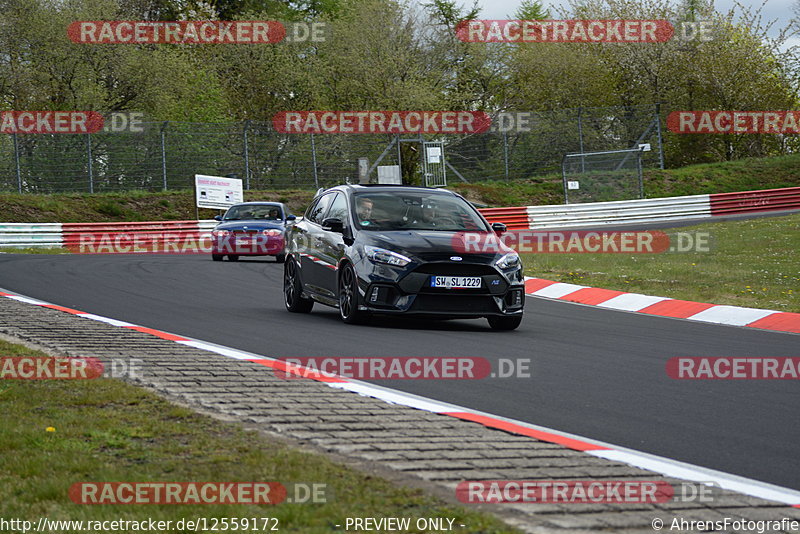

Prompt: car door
[
  {"left": 316, "top": 192, "right": 349, "bottom": 295},
  {"left": 300, "top": 192, "right": 336, "bottom": 297}
]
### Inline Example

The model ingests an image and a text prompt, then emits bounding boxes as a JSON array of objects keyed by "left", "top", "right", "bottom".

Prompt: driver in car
[
  {"left": 356, "top": 197, "right": 374, "bottom": 224},
  {"left": 410, "top": 201, "right": 442, "bottom": 227}
]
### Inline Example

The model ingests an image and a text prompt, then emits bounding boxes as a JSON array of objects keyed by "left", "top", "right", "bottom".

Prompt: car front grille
[{"left": 409, "top": 294, "right": 498, "bottom": 314}]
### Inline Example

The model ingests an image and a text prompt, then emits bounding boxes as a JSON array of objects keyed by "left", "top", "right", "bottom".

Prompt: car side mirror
[
  {"left": 322, "top": 217, "right": 345, "bottom": 233},
  {"left": 285, "top": 214, "right": 296, "bottom": 221},
  {"left": 214, "top": 215, "right": 223, "bottom": 222},
  {"left": 491, "top": 222, "right": 507, "bottom": 234}
]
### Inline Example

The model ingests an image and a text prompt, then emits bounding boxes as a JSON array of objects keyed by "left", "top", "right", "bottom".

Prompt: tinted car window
[
  {"left": 352, "top": 191, "right": 487, "bottom": 231},
  {"left": 326, "top": 193, "right": 349, "bottom": 223},
  {"left": 307, "top": 193, "right": 335, "bottom": 225},
  {"left": 224, "top": 204, "right": 282, "bottom": 220}
]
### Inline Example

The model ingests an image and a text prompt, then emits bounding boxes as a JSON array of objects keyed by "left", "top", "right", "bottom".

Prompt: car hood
[
  {"left": 214, "top": 220, "right": 286, "bottom": 231},
  {"left": 358, "top": 230, "right": 507, "bottom": 263}
]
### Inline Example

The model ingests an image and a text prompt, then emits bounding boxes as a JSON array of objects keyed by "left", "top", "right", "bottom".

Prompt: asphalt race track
[{"left": 1, "top": 253, "right": 798, "bottom": 490}]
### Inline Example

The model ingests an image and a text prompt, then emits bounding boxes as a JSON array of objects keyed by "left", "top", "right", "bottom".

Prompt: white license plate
[
  {"left": 431, "top": 276, "right": 482, "bottom": 289},
  {"left": 236, "top": 237, "right": 252, "bottom": 245}
]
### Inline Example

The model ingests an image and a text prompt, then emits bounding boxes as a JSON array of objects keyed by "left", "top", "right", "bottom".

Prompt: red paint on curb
[
  {"left": 525, "top": 278, "right": 799, "bottom": 335},
  {"left": 525, "top": 278, "right": 558, "bottom": 293},
  {"left": 561, "top": 287, "right": 625, "bottom": 305},
  {"left": 40, "top": 304, "right": 87, "bottom": 315},
  {"left": 638, "top": 299, "right": 715, "bottom": 319},
  {"left": 746, "top": 312, "right": 800, "bottom": 334},
  {"left": 123, "top": 325, "right": 188, "bottom": 341},
  {"left": 443, "top": 412, "right": 610, "bottom": 452},
  {"left": 248, "top": 358, "right": 348, "bottom": 383}
]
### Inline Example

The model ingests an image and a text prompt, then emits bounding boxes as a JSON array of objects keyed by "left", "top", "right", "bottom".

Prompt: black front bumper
[{"left": 358, "top": 262, "right": 525, "bottom": 318}]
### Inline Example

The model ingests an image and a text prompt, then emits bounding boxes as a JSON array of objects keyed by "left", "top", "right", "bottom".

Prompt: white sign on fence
[
  {"left": 195, "top": 174, "right": 243, "bottom": 209},
  {"left": 567, "top": 181, "right": 580, "bottom": 190},
  {"left": 426, "top": 146, "right": 441, "bottom": 164}
]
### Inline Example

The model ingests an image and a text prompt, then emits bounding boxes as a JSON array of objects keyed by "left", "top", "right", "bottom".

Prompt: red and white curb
[
  {"left": 525, "top": 277, "right": 800, "bottom": 334},
  {"left": 1, "top": 287, "right": 799, "bottom": 507}
]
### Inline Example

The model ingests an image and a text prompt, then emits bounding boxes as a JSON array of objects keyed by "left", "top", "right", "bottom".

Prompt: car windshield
[
  {"left": 224, "top": 205, "right": 283, "bottom": 221},
  {"left": 352, "top": 192, "right": 488, "bottom": 232}
]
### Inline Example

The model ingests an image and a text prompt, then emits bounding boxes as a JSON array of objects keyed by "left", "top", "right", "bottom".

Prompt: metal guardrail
[
  {"left": 0, "top": 223, "right": 63, "bottom": 248},
  {"left": 525, "top": 194, "right": 713, "bottom": 229},
  {"left": 710, "top": 186, "right": 800, "bottom": 215}
]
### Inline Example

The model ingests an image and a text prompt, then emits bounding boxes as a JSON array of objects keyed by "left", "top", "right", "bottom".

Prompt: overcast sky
[{"left": 462, "top": 0, "right": 797, "bottom": 41}]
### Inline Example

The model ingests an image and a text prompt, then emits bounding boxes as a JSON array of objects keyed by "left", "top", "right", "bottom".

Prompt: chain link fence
[{"left": 0, "top": 104, "right": 664, "bottom": 193}]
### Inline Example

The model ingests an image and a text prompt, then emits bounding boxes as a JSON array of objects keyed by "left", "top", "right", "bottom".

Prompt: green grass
[
  {"left": 521, "top": 213, "right": 800, "bottom": 312},
  {"left": 0, "top": 339, "right": 518, "bottom": 533}
]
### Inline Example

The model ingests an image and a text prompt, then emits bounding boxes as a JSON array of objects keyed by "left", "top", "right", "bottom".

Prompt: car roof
[
  {"left": 324, "top": 184, "right": 458, "bottom": 196},
  {"left": 229, "top": 202, "right": 284, "bottom": 206}
]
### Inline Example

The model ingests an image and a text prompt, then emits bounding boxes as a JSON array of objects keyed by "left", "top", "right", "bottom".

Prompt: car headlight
[
  {"left": 262, "top": 229, "right": 282, "bottom": 236},
  {"left": 364, "top": 246, "right": 411, "bottom": 267},
  {"left": 496, "top": 252, "right": 520, "bottom": 270},
  {"left": 212, "top": 229, "right": 230, "bottom": 237}
]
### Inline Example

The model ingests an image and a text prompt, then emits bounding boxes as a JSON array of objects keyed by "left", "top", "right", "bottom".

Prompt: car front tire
[
  {"left": 227, "top": 255, "right": 239, "bottom": 261},
  {"left": 275, "top": 253, "right": 286, "bottom": 263},
  {"left": 487, "top": 315, "right": 522, "bottom": 331},
  {"left": 212, "top": 254, "right": 223, "bottom": 261},
  {"left": 338, "top": 263, "right": 369, "bottom": 325},
  {"left": 284, "top": 258, "right": 313, "bottom": 313}
]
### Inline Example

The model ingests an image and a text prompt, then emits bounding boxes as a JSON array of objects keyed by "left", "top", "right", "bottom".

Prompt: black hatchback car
[{"left": 283, "top": 185, "right": 525, "bottom": 330}]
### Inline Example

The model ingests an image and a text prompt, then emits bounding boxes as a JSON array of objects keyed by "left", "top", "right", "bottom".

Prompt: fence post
[
  {"left": 503, "top": 132, "right": 509, "bottom": 180},
  {"left": 637, "top": 150, "right": 644, "bottom": 199},
  {"left": 243, "top": 120, "right": 251, "bottom": 190},
  {"left": 12, "top": 133, "right": 21, "bottom": 193},
  {"left": 160, "top": 121, "right": 168, "bottom": 191},
  {"left": 577, "top": 107, "right": 585, "bottom": 173},
  {"left": 655, "top": 102, "right": 665, "bottom": 170},
  {"left": 87, "top": 133, "right": 94, "bottom": 193},
  {"left": 310, "top": 133, "right": 319, "bottom": 188},
  {"left": 397, "top": 134, "right": 404, "bottom": 184},
  {"left": 561, "top": 154, "right": 570, "bottom": 205}
]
